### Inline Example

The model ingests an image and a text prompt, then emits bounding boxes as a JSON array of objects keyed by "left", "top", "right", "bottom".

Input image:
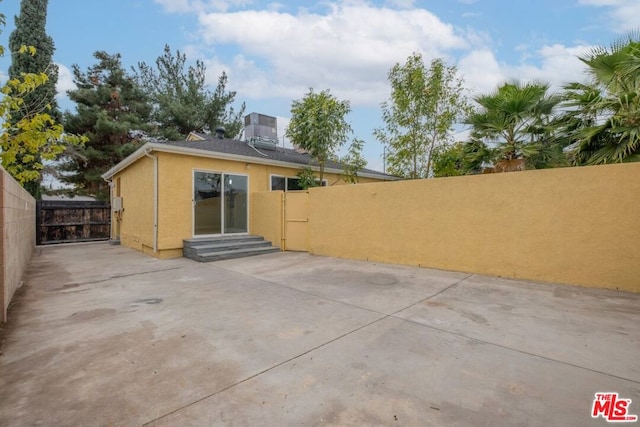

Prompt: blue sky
[{"left": 1, "top": 0, "right": 638, "bottom": 172}]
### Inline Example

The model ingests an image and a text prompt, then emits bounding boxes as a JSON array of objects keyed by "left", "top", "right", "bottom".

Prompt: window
[
  {"left": 270, "top": 175, "right": 328, "bottom": 191},
  {"left": 287, "top": 177, "right": 303, "bottom": 190},
  {"left": 270, "top": 175, "right": 309, "bottom": 191},
  {"left": 271, "top": 176, "right": 286, "bottom": 191}
]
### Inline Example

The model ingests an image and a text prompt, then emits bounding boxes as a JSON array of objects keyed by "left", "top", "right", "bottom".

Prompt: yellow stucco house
[{"left": 101, "top": 130, "right": 396, "bottom": 259}]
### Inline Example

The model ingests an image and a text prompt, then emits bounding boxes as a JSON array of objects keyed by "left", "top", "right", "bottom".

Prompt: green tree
[
  {"left": 286, "top": 88, "right": 353, "bottom": 184},
  {"left": 554, "top": 82, "right": 601, "bottom": 164},
  {"left": 135, "top": 45, "right": 245, "bottom": 140},
  {"left": 374, "top": 54, "right": 472, "bottom": 179},
  {"left": 8, "top": 0, "right": 60, "bottom": 197},
  {"left": 340, "top": 138, "right": 367, "bottom": 184},
  {"left": 562, "top": 33, "right": 640, "bottom": 164},
  {"left": 431, "top": 142, "right": 465, "bottom": 177},
  {"left": 60, "top": 52, "right": 152, "bottom": 200},
  {"left": 0, "top": 8, "right": 83, "bottom": 193},
  {"left": 431, "top": 140, "right": 497, "bottom": 177},
  {"left": 465, "top": 81, "right": 561, "bottom": 172},
  {"left": 295, "top": 166, "right": 319, "bottom": 190}
]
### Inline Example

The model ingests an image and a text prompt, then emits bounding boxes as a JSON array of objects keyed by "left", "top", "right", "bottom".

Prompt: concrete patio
[{"left": 0, "top": 242, "right": 638, "bottom": 426}]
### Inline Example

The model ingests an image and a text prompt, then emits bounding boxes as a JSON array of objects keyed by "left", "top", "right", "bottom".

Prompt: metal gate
[{"left": 36, "top": 200, "right": 110, "bottom": 245}]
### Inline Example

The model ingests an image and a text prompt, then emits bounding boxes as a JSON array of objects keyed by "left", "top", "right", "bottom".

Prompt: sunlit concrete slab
[
  {"left": 215, "top": 252, "right": 471, "bottom": 314},
  {"left": 395, "top": 274, "right": 640, "bottom": 383},
  {"left": 148, "top": 316, "right": 639, "bottom": 427},
  {"left": 0, "top": 244, "right": 637, "bottom": 426},
  {"left": 0, "top": 244, "right": 382, "bottom": 426}
]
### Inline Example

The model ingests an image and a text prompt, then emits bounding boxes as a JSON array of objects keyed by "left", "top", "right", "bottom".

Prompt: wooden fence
[{"left": 36, "top": 200, "right": 110, "bottom": 245}]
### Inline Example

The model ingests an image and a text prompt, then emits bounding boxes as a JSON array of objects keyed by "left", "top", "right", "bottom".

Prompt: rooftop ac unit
[{"left": 244, "top": 112, "right": 277, "bottom": 141}]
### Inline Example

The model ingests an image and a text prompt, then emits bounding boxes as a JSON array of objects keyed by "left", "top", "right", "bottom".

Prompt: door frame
[{"left": 192, "top": 169, "right": 249, "bottom": 238}]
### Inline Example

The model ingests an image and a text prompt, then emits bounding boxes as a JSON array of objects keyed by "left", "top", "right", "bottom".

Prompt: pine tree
[
  {"left": 135, "top": 45, "right": 245, "bottom": 140},
  {"left": 8, "top": 0, "right": 60, "bottom": 198},
  {"left": 60, "top": 52, "right": 152, "bottom": 200}
]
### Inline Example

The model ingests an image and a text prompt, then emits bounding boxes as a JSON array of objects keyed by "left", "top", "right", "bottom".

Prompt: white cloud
[
  {"left": 458, "top": 43, "right": 591, "bottom": 98},
  {"left": 578, "top": 0, "right": 640, "bottom": 32},
  {"left": 193, "top": 3, "right": 467, "bottom": 106},
  {"left": 267, "top": 2, "right": 286, "bottom": 12},
  {"left": 458, "top": 49, "right": 505, "bottom": 96},
  {"left": 156, "top": 1, "right": 597, "bottom": 121},
  {"left": 501, "top": 44, "right": 591, "bottom": 95},
  {"left": 55, "top": 63, "right": 76, "bottom": 109},
  {"left": 170, "top": 1, "right": 597, "bottom": 115},
  {"left": 56, "top": 63, "right": 76, "bottom": 94},
  {"left": 385, "top": 0, "right": 415, "bottom": 8},
  {"left": 148, "top": 0, "right": 618, "bottom": 170},
  {"left": 154, "top": 0, "right": 254, "bottom": 13},
  {"left": 517, "top": 44, "right": 592, "bottom": 90}
]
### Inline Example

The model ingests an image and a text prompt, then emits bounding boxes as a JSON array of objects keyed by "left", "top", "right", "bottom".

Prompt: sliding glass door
[
  {"left": 223, "top": 174, "right": 248, "bottom": 234},
  {"left": 193, "top": 171, "right": 247, "bottom": 236}
]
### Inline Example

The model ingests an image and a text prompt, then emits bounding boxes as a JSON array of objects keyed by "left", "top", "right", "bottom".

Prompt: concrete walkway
[{"left": 0, "top": 243, "right": 638, "bottom": 426}]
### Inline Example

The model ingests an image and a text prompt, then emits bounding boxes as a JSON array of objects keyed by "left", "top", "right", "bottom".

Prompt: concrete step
[
  {"left": 184, "top": 235, "right": 264, "bottom": 248},
  {"left": 184, "top": 240, "right": 273, "bottom": 257},
  {"left": 183, "top": 234, "right": 279, "bottom": 262},
  {"left": 190, "top": 246, "right": 280, "bottom": 262}
]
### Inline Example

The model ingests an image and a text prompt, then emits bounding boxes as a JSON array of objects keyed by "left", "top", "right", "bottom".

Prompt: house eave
[{"left": 102, "top": 142, "right": 398, "bottom": 181}]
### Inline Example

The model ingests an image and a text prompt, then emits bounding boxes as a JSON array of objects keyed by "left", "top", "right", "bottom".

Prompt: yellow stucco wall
[
  {"left": 114, "top": 156, "right": 154, "bottom": 254},
  {"left": 308, "top": 162, "right": 640, "bottom": 292},
  {"left": 156, "top": 153, "right": 371, "bottom": 253},
  {"left": 250, "top": 191, "right": 284, "bottom": 250},
  {"left": 113, "top": 149, "right": 370, "bottom": 258}
]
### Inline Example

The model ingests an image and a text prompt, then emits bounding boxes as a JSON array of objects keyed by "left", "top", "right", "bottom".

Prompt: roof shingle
[{"left": 164, "top": 135, "right": 395, "bottom": 179}]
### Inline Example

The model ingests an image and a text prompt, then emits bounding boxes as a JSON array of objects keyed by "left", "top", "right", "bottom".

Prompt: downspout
[
  {"left": 144, "top": 149, "right": 158, "bottom": 253},
  {"left": 104, "top": 177, "right": 114, "bottom": 241}
]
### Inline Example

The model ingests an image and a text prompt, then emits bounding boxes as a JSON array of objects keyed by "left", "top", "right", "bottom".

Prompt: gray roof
[
  {"left": 103, "top": 134, "right": 398, "bottom": 181},
  {"left": 163, "top": 134, "right": 396, "bottom": 179}
]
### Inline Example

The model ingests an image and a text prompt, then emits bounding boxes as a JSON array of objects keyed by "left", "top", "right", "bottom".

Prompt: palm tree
[
  {"left": 564, "top": 33, "right": 640, "bottom": 164},
  {"left": 465, "top": 81, "right": 561, "bottom": 172}
]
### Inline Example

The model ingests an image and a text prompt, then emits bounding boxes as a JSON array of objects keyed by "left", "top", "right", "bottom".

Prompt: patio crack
[
  {"left": 64, "top": 267, "right": 183, "bottom": 287},
  {"left": 389, "top": 273, "right": 640, "bottom": 386},
  {"left": 380, "top": 274, "right": 640, "bottom": 384},
  {"left": 388, "top": 273, "right": 473, "bottom": 317},
  {"left": 396, "top": 317, "right": 640, "bottom": 385}
]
